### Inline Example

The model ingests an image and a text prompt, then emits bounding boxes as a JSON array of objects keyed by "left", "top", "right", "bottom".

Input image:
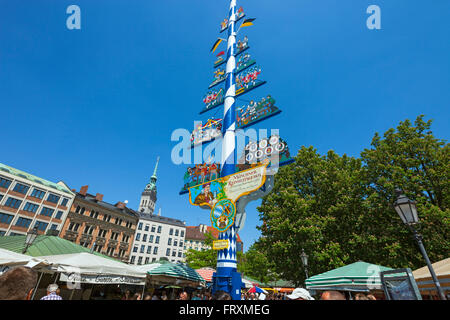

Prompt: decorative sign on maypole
[{"left": 178, "top": 0, "right": 294, "bottom": 300}]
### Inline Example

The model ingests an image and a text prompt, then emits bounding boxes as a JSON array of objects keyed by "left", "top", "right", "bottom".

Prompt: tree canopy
[{"left": 257, "top": 115, "right": 449, "bottom": 286}]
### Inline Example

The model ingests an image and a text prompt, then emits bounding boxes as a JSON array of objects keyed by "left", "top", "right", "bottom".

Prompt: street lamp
[
  {"left": 393, "top": 189, "right": 446, "bottom": 300},
  {"left": 23, "top": 227, "right": 38, "bottom": 254},
  {"left": 300, "top": 248, "right": 309, "bottom": 279}
]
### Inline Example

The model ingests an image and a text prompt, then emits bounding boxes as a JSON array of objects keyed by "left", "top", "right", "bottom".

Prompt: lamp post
[
  {"left": 23, "top": 227, "right": 38, "bottom": 254},
  {"left": 300, "top": 248, "right": 309, "bottom": 280},
  {"left": 393, "top": 189, "right": 446, "bottom": 300}
]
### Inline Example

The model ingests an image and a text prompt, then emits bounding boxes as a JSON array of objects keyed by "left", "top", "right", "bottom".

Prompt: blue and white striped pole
[{"left": 213, "top": 0, "right": 241, "bottom": 300}]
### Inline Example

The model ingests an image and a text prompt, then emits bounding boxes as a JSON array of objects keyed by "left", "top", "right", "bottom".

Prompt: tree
[
  {"left": 237, "top": 242, "right": 278, "bottom": 284},
  {"left": 257, "top": 115, "right": 449, "bottom": 285},
  {"left": 185, "top": 232, "right": 217, "bottom": 269}
]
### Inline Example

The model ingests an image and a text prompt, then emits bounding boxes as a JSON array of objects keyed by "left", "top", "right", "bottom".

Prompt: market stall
[
  {"left": 412, "top": 257, "right": 450, "bottom": 299},
  {"left": 305, "top": 261, "right": 393, "bottom": 298}
]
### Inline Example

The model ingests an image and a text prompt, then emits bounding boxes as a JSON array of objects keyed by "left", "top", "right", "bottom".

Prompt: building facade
[
  {"left": 0, "top": 162, "right": 75, "bottom": 237},
  {"left": 185, "top": 224, "right": 244, "bottom": 253},
  {"left": 59, "top": 185, "right": 139, "bottom": 262},
  {"left": 129, "top": 212, "right": 186, "bottom": 265}
]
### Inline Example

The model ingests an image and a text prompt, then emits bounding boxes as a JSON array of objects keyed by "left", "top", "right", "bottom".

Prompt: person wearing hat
[
  {"left": 287, "top": 288, "right": 314, "bottom": 300},
  {"left": 40, "top": 283, "right": 63, "bottom": 300}
]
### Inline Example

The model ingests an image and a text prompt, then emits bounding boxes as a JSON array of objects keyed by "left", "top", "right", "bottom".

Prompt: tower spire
[{"left": 152, "top": 156, "right": 160, "bottom": 179}]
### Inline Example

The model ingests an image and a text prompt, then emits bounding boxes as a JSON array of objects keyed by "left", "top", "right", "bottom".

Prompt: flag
[
  {"left": 240, "top": 18, "right": 255, "bottom": 28},
  {"left": 210, "top": 38, "right": 223, "bottom": 53},
  {"left": 216, "top": 51, "right": 225, "bottom": 57}
]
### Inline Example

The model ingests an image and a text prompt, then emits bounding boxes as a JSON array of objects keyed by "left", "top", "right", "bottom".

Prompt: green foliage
[
  {"left": 237, "top": 242, "right": 278, "bottom": 284},
  {"left": 257, "top": 115, "right": 449, "bottom": 286},
  {"left": 185, "top": 232, "right": 217, "bottom": 269}
]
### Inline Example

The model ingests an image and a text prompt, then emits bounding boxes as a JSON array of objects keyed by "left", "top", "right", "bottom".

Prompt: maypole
[
  {"left": 213, "top": 0, "right": 240, "bottom": 300},
  {"left": 178, "top": 0, "right": 294, "bottom": 301}
]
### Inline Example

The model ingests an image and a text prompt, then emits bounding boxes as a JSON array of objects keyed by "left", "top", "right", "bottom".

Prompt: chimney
[
  {"left": 79, "top": 185, "right": 89, "bottom": 196},
  {"left": 95, "top": 193, "right": 104, "bottom": 202},
  {"left": 115, "top": 202, "right": 126, "bottom": 209}
]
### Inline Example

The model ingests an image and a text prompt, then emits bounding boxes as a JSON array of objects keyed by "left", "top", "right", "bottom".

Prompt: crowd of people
[{"left": 0, "top": 266, "right": 377, "bottom": 301}]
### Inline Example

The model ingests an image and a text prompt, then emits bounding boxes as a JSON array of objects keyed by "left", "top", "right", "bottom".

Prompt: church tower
[{"left": 139, "top": 156, "right": 159, "bottom": 215}]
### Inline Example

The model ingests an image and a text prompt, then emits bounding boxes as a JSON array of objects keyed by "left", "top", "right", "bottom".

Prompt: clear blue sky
[{"left": 1, "top": 1, "right": 449, "bottom": 251}]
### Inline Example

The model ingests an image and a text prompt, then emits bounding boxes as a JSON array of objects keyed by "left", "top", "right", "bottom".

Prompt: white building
[
  {"left": 0, "top": 162, "right": 75, "bottom": 236},
  {"left": 129, "top": 211, "right": 186, "bottom": 265}
]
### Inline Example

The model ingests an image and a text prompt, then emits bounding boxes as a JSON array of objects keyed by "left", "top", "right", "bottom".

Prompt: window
[
  {"left": 145, "top": 257, "right": 149, "bottom": 264},
  {"left": 144, "top": 225, "right": 149, "bottom": 232},
  {"left": 169, "top": 228, "right": 173, "bottom": 235},
  {"left": 30, "top": 188, "right": 46, "bottom": 199},
  {"left": 157, "top": 226, "right": 162, "bottom": 233},
  {"left": 174, "top": 240, "right": 178, "bottom": 247},
  {"left": 130, "top": 256, "right": 136, "bottom": 264},
  {"left": 122, "top": 235, "right": 129, "bottom": 243},
  {"left": 61, "top": 198, "right": 69, "bottom": 207},
  {"left": 98, "top": 229, "right": 107, "bottom": 238},
  {"left": 179, "top": 241, "right": 183, "bottom": 247},
  {"left": 153, "top": 247, "right": 158, "bottom": 254},
  {"left": 137, "top": 257, "right": 143, "bottom": 265},
  {"left": 13, "top": 183, "right": 30, "bottom": 195},
  {"left": 136, "top": 233, "right": 141, "bottom": 241},
  {"left": 180, "top": 230, "right": 185, "bottom": 237},
  {"left": 155, "top": 236, "right": 160, "bottom": 244},
  {"left": 111, "top": 232, "right": 119, "bottom": 241},
  {"left": 178, "top": 251, "right": 182, "bottom": 258},
  {"left": 80, "top": 207, "right": 85, "bottom": 215},
  {"left": 172, "top": 251, "right": 176, "bottom": 257},
  {"left": 166, "top": 249, "right": 170, "bottom": 256},
  {"left": 149, "top": 235, "right": 154, "bottom": 243},
  {"left": 168, "top": 238, "right": 172, "bottom": 246},
  {"left": 0, "top": 194, "right": 3, "bottom": 202},
  {"left": 133, "top": 246, "right": 138, "bottom": 253},
  {"left": 15, "top": 217, "right": 32, "bottom": 228},
  {"left": 89, "top": 211, "right": 98, "bottom": 219},
  {"left": 138, "top": 222, "right": 143, "bottom": 230},
  {"left": 23, "top": 202, "right": 39, "bottom": 213},
  {"left": 142, "top": 234, "right": 147, "bottom": 242},
  {"left": 140, "top": 245, "right": 145, "bottom": 253},
  {"left": 5, "top": 197, "right": 22, "bottom": 209},
  {"left": 55, "top": 211, "right": 63, "bottom": 219},
  {"left": 0, "top": 231, "right": 5, "bottom": 236},
  {"left": 75, "top": 206, "right": 81, "bottom": 213},
  {"left": 84, "top": 225, "right": 94, "bottom": 235},
  {"left": 68, "top": 222, "right": 80, "bottom": 232},
  {"left": 40, "top": 207, "right": 54, "bottom": 217},
  {"left": 47, "top": 194, "right": 60, "bottom": 204},
  {"left": 147, "top": 246, "right": 152, "bottom": 254},
  {"left": 50, "top": 224, "right": 58, "bottom": 230},
  {"left": 151, "top": 226, "right": 156, "bottom": 232},
  {"left": 0, "top": 177, "right": 12, "bottom": 189},
  {"left": 175, "top": 229, "right": 179, "bottom": 237},
  {"left": 34, "top": 221, "right": 48, "bottom": 232}
]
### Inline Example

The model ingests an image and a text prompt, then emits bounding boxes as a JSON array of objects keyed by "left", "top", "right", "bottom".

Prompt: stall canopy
[
  {"left": 143, "top": 260, "right": 205, "bottom": 286},
  {"left": 305, "top": 261, "right": 393, "bottom": 292},
  {"left": 0, "top": 248, "right": 50, "bottom": 271},
  {"left": 413, "top": 257, "right": 450, "bottom": 295},
  {"left": 36, "top": 252, "right": 147, "bottom": 285}
]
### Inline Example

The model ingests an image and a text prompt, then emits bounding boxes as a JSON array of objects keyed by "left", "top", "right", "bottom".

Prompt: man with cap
[
  {"left": 287, "top": 288, "right": 314, "bottom": 300},
  {"left": 40, "top": 283, "right": 63, "bottom": 300}
]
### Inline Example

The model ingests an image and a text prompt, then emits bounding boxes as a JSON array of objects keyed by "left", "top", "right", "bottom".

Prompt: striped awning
[{"left": 147, "top": 260, "right": 205, "bottom": 283}]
